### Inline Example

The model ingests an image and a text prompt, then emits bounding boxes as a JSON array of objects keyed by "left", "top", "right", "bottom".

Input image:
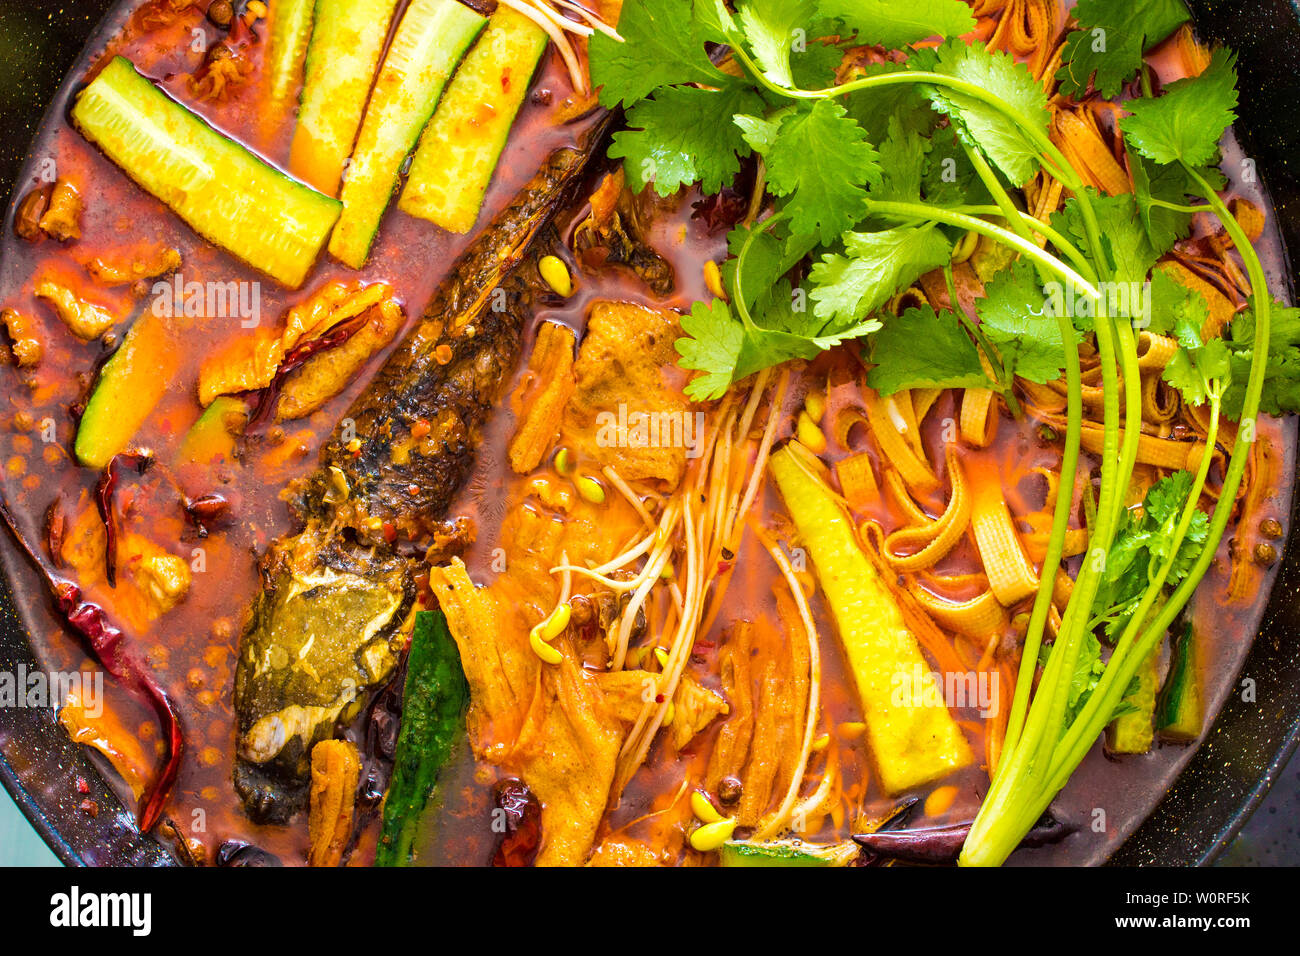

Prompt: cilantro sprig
[
  {"left": 594, "top": 0, "right": 1083, "bottom": 398},
  {"left": 593, "top": 0, "right": 1289, "bottom": 871},
  {"left": 963, "top": 38, "right": 1289, "bottom": 869},
  {"left": 1056, "top": 0, "right": 1190, "bottom": 98}
]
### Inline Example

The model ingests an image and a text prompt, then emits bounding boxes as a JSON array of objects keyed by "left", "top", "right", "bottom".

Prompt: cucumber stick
[
  {"left": 177, "top": 396, "right": 249, "bottom": 466},
  {"left": 1157, "top": 623, "right": 1203, "bottom": 742},
  {"left": 329, "top": 0, "right": 486, "bottom": 269},
  {"left": 75, "top": 310, "right": 175, "bottom": 469},
  {"left": 374, "top": 610, "right": 469, "bottom": 867},
  {"left": 1106, "top": 646, "right": 1159, "bottom": 754},
  {"left": 266, "top": 0, "right": 315, "bottom": 108},
  {"left": 720, "top": 840, "right": 859, "bottom": 867},
  {"left": 399, "top": 8, "right": 548, "bottom": 233},
  {"left": 72, "top": 56, "right": 341, "bottom": 288},
  {"left": 289, "top": 0, "right": 401, "bottom": 196}
]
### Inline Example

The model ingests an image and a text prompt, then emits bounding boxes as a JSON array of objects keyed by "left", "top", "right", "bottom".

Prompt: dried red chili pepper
[
  {"left": 94, "top": 452, "right": 153, "bottom": 586},
  {"left": 491, "top": 777, "right": 542, "bottom": 867},
  {"left": 243, "top": 312, "right": 370, "bottom": 429},
  {"left": 0, "top": 497, "right": 184, "bottom": 833}
]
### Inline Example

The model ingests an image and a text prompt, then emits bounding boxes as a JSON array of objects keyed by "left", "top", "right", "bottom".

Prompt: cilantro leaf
[
  {"left": 1121, "top": 48, "right": 1239, "bottom": 169},
  {"left": 693, "top": 0, "right": 738, "bottom": 43},
  {"left": 790, "top": 34, "right": 848, "bottom": 89},
  {"left": 721, "top": 217, "right": 820, "bottom": 311},
  {"left": 865, "top": 305, "right": 990, "bottom": 394},
  {"left": 1148, "top": 267, "right": 1207, "bottom": 337},
  {"left": 1128, "top": 149, "right": 1219, "bottom": 253},
  {"left": 1056, "top": 0, "right": 1190, "bottom": 98},
  {"left": 977, "top": 259, "right": 1069, "bottom": 383},
  {"left": 922, "top": 126, "right": 994, "bottom": 208},
  {"left": 808, "top": 223, "right": 952, "bottom": 323},
  {"left": 912, "top": 40, "right": 1051, "bottom": 186},
  {"left": 759, "top": 99, "right": 881, "bottom": 242},
  {"left": 815, "top": 0, "right": 975, "bottom": 50},
  {"left": 875, "top": 114, "right": 929, "bottom": 203},
  {"left": 676, "top": 299, "right": 745, "bottom": 400},
  {"left": 589, "top": 0, "right": 726, "bottom": 108},
  {"left": 610, "top": 83, "right": 766, "bottom": 196},
  {"left": 1091, "top": 470, "right": 1209, "bottom": 640},
  {"left": 1159, "top": 283, "right": 1230, "bottom": 409},
  {"left": 1163, "top": 337, "right": 1230, "bottom": 406},
  {"left": 676, "top": 282, "right": 881, "bottom": 400},
  {"left": 1052, "top": 188, "right": 1158, "bottom": 285},
  {"left": 844, "top": 61, "right": 937, "bottom": 144},
  {"left": 1221, "top": 298, "right": 1300, "bottom": 419},
  {"left": 737, "top": 0, "right": 819, "bottom": 88}
]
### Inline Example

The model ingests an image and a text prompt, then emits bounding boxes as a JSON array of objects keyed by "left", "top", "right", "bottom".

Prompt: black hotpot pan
[{"left": 0, "top": 0, "right": 1298, "bottom": 866}]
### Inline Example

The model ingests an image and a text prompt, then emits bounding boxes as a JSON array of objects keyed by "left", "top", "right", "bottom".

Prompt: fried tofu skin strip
[
  {"left": 508, "top": 321, "right": 577, "bottom": 473},
  {"left": 308, "top": 739, "right": 361, "bottom": 867}
]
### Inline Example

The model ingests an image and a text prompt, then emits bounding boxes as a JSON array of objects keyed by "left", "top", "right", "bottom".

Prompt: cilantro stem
[
  {"left": 956, "top": 176, "right": 1090, "bottom": 759},
  {"left": 727, "top": 44, "right": 1082, "bottom": 193},
  {"left": 1046, "top": 163, "right": 1270, "bottom": 790},
  {"left": 1145, "top": 198, "right": 1211, "bottom": 216},
  {"left": 731, "top": 209, "right": 789, "bottom": 331},
  {"left": 950, "top": 205, "right": 1094, "bottom": 281},
  {"left": 862, "top": 200, "right": 1101, "bottom": 299},
  {"left": 743, "top": 158, "right": 767, "bottom": 228},
  {"left": 1047, "top": 394, "right": 1221, "bottom": 791},
  {"left": 962, "top": 164, "right": 1271, "bottom": 865}
]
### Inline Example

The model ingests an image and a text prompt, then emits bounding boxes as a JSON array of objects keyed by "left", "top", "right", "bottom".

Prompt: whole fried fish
[{"left": 233, "top": 140, "right": 602, "bottom": 823}]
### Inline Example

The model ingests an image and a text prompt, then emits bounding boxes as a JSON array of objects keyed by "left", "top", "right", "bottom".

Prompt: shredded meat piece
[
  {"left": 14, "top": 185, "right": 50, "bottom": 242},
  {"left": 85, "top": 245, "right": 181, "bottom": 286},
  {"left": 199, "top": 281, "right": 400, "bottom": 406},
  {"left": 35, "top": 279, "right": 116, "bottom": 340},
  {"left": 59, "top": 690, "right": 154, "bottom": 801},
  {"left": 1, "top": 308, "right": 43, "bottom": 367},
  {"left": 275, "top": 297, "right": 404, "bottom": 420},
  {"left": 38, "top": 181, "right": 83, "bottom": 241}
]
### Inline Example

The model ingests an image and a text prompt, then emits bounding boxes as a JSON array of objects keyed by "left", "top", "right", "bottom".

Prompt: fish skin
[
  {"left": 308, "top": 144, "right": 597, "bottom": 545},
  {"left": 232, "top": 132, "right": 608, "bottom": 823}
]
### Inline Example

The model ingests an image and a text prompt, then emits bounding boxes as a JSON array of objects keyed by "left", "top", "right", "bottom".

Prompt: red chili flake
[
  {"left": 381, "top": 521, "right": 397, "bottom": 545},
  {"left": 655, "top": 693, "right": 665, "bottom": 704},
  {"left": 717, "top": 559, "right": 733, "bottom": 574},
  {"left": 78, "top": 799, "right": 99, "bottom": 817},
  {"left": 75, "top": 776, "right": 90, "bottom": 795},
  {"left": 407, "top": 484, "right": 421, "bottom": 497}
]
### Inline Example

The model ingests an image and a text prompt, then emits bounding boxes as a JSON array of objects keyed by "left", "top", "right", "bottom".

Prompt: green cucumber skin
[
  {"left": 719, "top": 842, "right": 834, "bottom": 867},
  {"left": 267, "top": 0, "right": 316, "bottom": 106},
  {"left": 1157, "top": 625, "right": 1203, "bottom": 741},
  {"left": 399, "top": 8, "right": 549, "bottom": 233},
  {"left": 328, "top": 0, "right": 487, "bottom": 268},
  {"left": 74, "top": 314, "right": 158, "bottom": 469},
  {"left": 291, "top": 0, "right": 401, "bottom": 196},
  {"left": 72, "top": 57, "right": 341, "bottom": 288},
  {"left": 374, "top": 610, "right": 469, "bottom": 867}
]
